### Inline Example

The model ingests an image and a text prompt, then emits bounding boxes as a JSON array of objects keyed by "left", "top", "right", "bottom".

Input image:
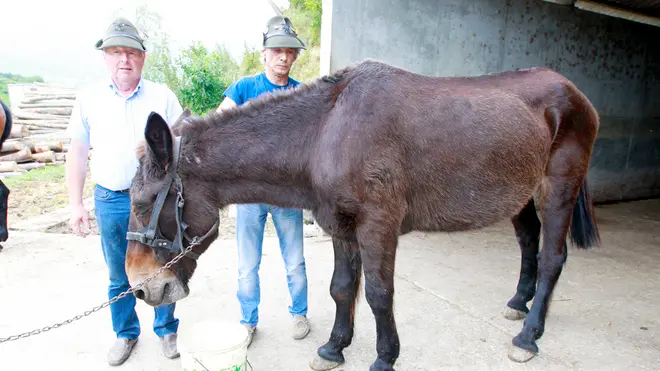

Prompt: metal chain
[{"left": 0, "top": 242, "right": 198, "bottom": 344}]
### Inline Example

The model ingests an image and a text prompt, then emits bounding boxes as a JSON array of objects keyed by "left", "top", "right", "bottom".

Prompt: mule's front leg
[
  {"left": 0, "top": 180, "right": 10, "bottom": 242},
  {"left": 359, "top": 227, "right": 399, "bottom": 371},
  {"left": 310, "top": 238, "right": 362, "bottom": 371}
]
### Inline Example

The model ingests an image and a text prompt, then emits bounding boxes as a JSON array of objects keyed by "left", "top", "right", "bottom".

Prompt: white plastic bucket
[{"left": 179, "top": 319, "right": 250, "bottom": 371}]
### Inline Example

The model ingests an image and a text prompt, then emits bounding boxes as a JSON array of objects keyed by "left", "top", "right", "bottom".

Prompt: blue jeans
[
  {"left": 94, "top": 184, "right": 179, "bottom": 340},
  {"left": 236, "top": 204, "right": 308, "bottom": 327}
]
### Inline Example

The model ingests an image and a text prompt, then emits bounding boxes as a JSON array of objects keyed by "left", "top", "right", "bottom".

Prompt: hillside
[{"left": 0, "top": 73, "right": 45, "bottom": 105}]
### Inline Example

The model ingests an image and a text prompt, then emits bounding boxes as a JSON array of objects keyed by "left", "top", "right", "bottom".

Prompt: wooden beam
[{"left": 574, "top": 0, "right": 660, "bottom": 27}]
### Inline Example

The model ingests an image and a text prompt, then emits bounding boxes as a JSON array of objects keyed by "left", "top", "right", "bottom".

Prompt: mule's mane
[
  {"left": 211, "top": 77, "right": 322, "bottom": 121},
  {"left": 182, "top": 65, "right": 355, "bottom": 136}
]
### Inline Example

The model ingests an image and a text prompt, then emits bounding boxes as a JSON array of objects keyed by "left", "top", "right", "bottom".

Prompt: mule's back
[{"left": 317, "top": 60, "right": 591, "bottom": 233}]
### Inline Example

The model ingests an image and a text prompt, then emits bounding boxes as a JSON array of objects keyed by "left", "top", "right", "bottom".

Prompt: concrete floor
[{"left": 0, "top": 199, "right": 658, "bottom": 370}]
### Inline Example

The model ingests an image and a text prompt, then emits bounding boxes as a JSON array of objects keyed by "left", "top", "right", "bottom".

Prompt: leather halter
[{"left": 126, "top": 136, "right": 219, "bottom": 260}]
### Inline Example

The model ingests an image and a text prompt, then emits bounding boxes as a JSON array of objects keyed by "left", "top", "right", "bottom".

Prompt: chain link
[{"left": 0, "top": 243, "right": 198, "bottom": 344}]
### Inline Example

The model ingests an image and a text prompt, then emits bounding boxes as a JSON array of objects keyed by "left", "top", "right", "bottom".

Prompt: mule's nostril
[{"left": 134, "top": 289, "right": 145, "bottom": 300}]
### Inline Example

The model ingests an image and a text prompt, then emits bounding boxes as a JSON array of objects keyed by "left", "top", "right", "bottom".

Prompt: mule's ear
[{"left": 145, "top": 112, "right": 173, "bottom": 171}]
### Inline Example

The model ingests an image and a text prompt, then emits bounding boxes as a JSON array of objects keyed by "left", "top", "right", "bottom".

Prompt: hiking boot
[
  {"left": 292, "top": 315, "right": 310, "bottom": 340},
  {"left": 107, "top": 337, "right": 137, "bottom": 366},
  {"left": 161, "top": 333, "right": 180, "bottom": 359},
  {"left": 243, "top": 324, "right": 256, "bottom": 348}
]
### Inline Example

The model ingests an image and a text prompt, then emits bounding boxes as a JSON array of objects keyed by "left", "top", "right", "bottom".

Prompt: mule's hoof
[
  {"left": 370, "top": 358, "right": 396, "bottom": 371},
  {"left": 507, "top": 345, "right": 537, "bottom": 363},
  {"left": 503, "top": 307, "right": 527, "bottom": 321},
  {"left": 309, "top": 355, "right": 342, "bottom": 371}
]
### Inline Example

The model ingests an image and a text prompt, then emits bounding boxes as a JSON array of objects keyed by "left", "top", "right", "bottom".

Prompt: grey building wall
[{"left": 322, "top": 0, "right": 660, "bottom": 203}]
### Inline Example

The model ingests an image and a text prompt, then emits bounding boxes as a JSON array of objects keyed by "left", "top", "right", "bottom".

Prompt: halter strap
[{"left": 126, "top": 135, "right": 219, "bottom": 261}]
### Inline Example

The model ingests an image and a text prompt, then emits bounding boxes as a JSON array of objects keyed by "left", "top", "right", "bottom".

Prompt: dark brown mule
[
  {"left": 0, "top": 99, "right": 13, "bottom": 248},
  {"left": 126, "top": 59, "right": 600, "bottom": 370}
]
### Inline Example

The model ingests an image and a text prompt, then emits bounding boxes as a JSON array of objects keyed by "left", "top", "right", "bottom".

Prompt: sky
[{"left": 0, "top": 0, "right": 290, "bottom": 86}]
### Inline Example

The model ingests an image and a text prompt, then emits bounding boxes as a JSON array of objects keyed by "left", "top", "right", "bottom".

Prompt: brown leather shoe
[
  {"left": 107, "top": 338, "right": 137, "bottom": 366},
  {"left": 161, "top": 333, "right": 180, "bottom": 359}
]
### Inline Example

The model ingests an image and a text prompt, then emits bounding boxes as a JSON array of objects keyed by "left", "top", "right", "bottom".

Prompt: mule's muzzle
[{"left": 132, "top": 275, "right": 189, "bottom": 306}]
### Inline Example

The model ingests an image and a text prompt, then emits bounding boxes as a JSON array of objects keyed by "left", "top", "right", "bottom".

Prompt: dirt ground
[
  {"left": 3, "top": 165, "right": 94, "bottom": 223},
  {"left": 1, "top": 199, "right": 658, "bottom": 370}
]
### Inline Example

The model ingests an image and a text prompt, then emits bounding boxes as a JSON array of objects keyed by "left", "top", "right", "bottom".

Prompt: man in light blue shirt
[{"left": 65, "top": 17, "right": 183, "bottom": 366}]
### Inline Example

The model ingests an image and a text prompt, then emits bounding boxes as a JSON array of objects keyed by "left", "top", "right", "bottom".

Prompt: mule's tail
[
  {"left": 554, "top": 76, "right": 601, "bottom": 250},
  {"left": 569, "top": 178, "right": 600, "bottom": 249}
]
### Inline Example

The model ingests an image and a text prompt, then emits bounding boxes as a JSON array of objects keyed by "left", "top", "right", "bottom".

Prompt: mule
[
  {"left": 125, "top": 59, "right": 600, "bottom": 370},
  {"left": 0, "top": 98, "right": 13, "bottom": 247}
]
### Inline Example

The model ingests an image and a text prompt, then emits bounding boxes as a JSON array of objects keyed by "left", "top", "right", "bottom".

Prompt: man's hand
[
  {"left": 65, "top": 139, "right": 91, "bottom": 237},
  {"left": 216, "top": 97, "right": 237, "bottom": 112},
  {"left": 69, "top": 203, "right": 91, "bottom": 237}
]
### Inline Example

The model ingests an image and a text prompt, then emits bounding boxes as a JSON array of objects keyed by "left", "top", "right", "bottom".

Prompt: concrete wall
[{"left": 322, "top": 0, "right": 660, "bottom": 203}]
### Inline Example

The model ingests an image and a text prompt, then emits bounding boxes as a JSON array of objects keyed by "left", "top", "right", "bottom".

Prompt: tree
[
  {"left": 283, "top": 0, "right": 322, "bottom": 82},
  {"left": 133, "top": 6, "right": 181, "bottom": 96},
  {"left": 239, "top": 43, "right": 263, "bottom": 78},
  {"left": 177, "top": 43, "right": 240, "bottom": 115},
  {"left": 288, "top": 0, "right": 322, "bottom": 46}
]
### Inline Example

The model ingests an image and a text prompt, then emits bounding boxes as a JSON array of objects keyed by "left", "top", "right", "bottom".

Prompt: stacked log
[
  {"left": 8, "top": 82, "right": 76, "bottom": 141},
  {"left": 2, "top": 83, "right": 77, "bottom": 175},
  {"left": 0, "top": 139, "right": 67, "bottom": 174}
]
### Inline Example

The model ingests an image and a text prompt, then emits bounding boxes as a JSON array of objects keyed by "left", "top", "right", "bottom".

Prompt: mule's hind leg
[
  {"left": 504, "top": 199, "right": 541, "bottom": 321},
  {"left": 311, "top": 237, "right": 362, "bottom": 371},
  {"left": 509, "top": 150, "right": 585, "bottom": 362}
]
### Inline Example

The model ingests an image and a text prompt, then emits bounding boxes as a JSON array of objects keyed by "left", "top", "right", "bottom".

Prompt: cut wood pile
[{"left": 1, "top": 83, "right": 76, "bottom": 176}]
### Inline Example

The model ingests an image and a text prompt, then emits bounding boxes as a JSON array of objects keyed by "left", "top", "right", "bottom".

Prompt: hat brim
[
  {"left": 264, "top": 35, "right": 306, "bottom": 50},
  {"left": 95, "top": 36, "right": 146, "bottom": 52}
]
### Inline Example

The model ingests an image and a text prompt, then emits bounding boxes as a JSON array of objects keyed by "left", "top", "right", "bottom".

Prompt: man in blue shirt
[{"left": 216, "top": 15, "right": 310, "bottom": 348}]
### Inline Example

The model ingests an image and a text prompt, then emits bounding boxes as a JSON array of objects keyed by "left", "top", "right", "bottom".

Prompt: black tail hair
[{"left": 569, "top": 179, "right": 600, "bottom": 249}]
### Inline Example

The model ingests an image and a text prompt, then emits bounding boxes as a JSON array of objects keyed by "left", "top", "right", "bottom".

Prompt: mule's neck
[{"left": 184, "top": 88, "right": 327, "bottom": 211}]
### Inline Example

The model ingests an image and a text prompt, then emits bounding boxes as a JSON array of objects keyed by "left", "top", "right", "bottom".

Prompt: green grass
[{"left": 3, "top": 164, "right": 67, "bottom": 188}]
